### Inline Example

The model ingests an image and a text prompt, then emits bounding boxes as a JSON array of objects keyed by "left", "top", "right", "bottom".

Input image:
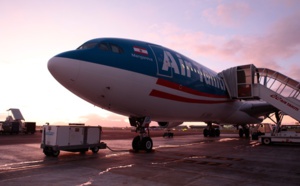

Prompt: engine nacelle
[{"left": 157, "top": 122, "right": 183, "bottom": 128}]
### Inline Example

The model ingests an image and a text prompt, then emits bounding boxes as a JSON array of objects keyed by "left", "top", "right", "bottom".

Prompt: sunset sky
[{"left": 0, "top": 0, "right": 299, "bottom": 126}]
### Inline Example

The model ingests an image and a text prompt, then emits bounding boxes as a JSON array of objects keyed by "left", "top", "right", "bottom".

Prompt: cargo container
[
  {"left": 41, "top": 125, "right": 106, "bottom": 157},
  {"left": 1, "top": 121, "right": 19, "bottom": 134},
  {"left": 24, "top": 122, "right": 36, "bottom": 134},
  {"left": 0, "top": 109, "right": 36, "bottom": 135}
]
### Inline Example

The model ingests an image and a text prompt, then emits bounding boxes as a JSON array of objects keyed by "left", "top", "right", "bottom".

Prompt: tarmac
[{"left": 0, "top": 130, "right": 300, "bottom": 185}]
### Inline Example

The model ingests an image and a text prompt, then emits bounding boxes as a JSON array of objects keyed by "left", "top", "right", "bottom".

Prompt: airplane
[{"left": 48, "top": 38, "right": 279, "bottom": 152}]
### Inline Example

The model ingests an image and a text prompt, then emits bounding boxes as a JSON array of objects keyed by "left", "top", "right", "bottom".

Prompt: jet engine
[{"left": 157, "top": 122, "right": 183, "bottom": 128}]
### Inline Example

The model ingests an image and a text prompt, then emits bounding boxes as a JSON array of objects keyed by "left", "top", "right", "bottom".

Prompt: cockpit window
[
  {"left": 98, "top": 42, "right": 124, "bottom": 54},
  {"left": 99, "top": 43, "right": 110, "bottom": 51},
  {"left": 77, "top": 42, "right": 97, "bottom": 50},
  {"left": 110, "top": 44, "right": 123, "bottom": 53}
]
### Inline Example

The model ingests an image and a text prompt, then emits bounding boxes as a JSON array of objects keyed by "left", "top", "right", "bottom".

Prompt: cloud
[
  {"left": 147, "top": 12, "right": 300, "bottom": 81},
  {"left": 221, "top": 12, "right": 300, "bottom": 74},
  {"left": 273, "top": 0, "right": 300, "bottom": 7},
  {"left": 287, "top": 64, "right": 300, "bottom": 82},
  {"left": 252, "top": 14, "right": 298, "bottom": 57},
  {"left": 202, "top": 2, "right": 252, "bottom": 27},
  {"left": 191, "top": 28, "right": 296, "bottom": 70}
]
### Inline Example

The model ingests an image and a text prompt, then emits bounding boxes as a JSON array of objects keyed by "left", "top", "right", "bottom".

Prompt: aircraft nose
[{"left": 48, "top": 57, "right": 79, "bottom": 84}]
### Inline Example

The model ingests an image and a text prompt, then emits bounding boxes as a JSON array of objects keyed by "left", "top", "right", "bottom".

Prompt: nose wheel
[
  {"left": 142, "top": 137, "right": 153, "bottom": 152},
  {"left": 132, "top": 136, "right": 141, "bottom": 151}
]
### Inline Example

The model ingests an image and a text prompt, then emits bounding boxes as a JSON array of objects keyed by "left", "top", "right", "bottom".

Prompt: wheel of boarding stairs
[{"left": 262, "top": 138, "right": 271, "bottom": 145}]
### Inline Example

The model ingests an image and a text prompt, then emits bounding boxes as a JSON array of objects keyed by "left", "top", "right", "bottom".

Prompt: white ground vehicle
[
  {"left": 253, "top": 123, "right": 300, "bottom": 145},
  {"left": 41, "top": 125, "right": 106, "bottom": 157}
]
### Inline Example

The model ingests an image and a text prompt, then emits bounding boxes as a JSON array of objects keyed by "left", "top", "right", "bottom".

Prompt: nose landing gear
[{"left": 130, "top": 117, "right": 153, "bottom": 152}]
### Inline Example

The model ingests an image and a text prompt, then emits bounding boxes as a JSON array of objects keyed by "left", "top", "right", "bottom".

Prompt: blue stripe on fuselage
[{"left": 55, "top": 38, "right": 228, "bottom": 97}]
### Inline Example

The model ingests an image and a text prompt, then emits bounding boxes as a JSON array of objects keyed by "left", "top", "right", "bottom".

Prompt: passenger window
[
  {"left": 110, "top": 44, "right": 123, "bottom": 53},
  {"left": 99, "top": 43, "right": 110, "bottom": 51}
]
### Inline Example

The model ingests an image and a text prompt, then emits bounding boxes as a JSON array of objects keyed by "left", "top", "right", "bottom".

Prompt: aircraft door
[{"left": 149, "top": 45, "right": 172, "bottom": 78}]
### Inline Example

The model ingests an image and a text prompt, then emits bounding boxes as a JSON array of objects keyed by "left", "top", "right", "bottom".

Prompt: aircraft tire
[
  {"left": 239, "top": 129, "right": 244, "bottom": 138},
  {"left": 215, "top": 129, "right": 220, "bottom": 137},
  {"left": 209, "top": 129, "right": 215, "bottom": 137},
  {"left": 203, "top": 129, "right": 208, "bottom": 137},
  {"left": 132, "top": 136, "right": 140, "bottom": 152},
  {"left": 244, "top": 129, "right": 250, "bottom": 138},
  {"left": 142, "top": 137, "right": 153, "bottom": 152}
]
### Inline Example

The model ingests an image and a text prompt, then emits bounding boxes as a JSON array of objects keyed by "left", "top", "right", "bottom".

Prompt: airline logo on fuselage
[
  {"left": 155, "top": 48, "right": 225, "bottom": 91},
  {"left": 130, "top": 44, "right": 225, "bottom": 91}
]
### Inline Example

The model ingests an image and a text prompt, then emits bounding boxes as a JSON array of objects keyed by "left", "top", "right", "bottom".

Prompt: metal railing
[{"left": 256, "top": 68, "right": 300, "bottom": 101}]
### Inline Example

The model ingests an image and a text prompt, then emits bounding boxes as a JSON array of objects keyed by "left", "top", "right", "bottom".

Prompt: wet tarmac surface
[{"left": 0, "top": 133, "right": 300, "bottom": 185}]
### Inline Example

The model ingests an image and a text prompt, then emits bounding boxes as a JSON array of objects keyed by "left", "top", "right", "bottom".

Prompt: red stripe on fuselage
[
  {"left": 150, "top": 89, "right": 232, "bottom": 104},
  {"left": 156, "top": 78, "right": 228, "bottom": 98}
]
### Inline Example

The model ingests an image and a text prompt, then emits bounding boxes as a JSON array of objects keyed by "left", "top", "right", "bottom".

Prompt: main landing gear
[
  {"left": 203, "top": 122, "right": 220, "bottom": 137},
  {"left": 129, "top": 117, "right": 153, "bottom": 152},
  {"left": 163, "top": 129, "right": 174, "bottom": 138},
  {"left": 238, "top": 125, "right": 250, "bottom": 138}
]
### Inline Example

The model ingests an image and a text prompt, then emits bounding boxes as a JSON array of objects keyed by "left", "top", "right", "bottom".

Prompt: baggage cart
[{"left": 41, "top": 125, "right": 106, "bottom": 157}]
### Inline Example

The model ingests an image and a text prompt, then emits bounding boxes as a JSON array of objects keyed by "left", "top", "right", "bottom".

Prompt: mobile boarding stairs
[{"left": 220, "top": 64, "right": 300, "bottom": 133}]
